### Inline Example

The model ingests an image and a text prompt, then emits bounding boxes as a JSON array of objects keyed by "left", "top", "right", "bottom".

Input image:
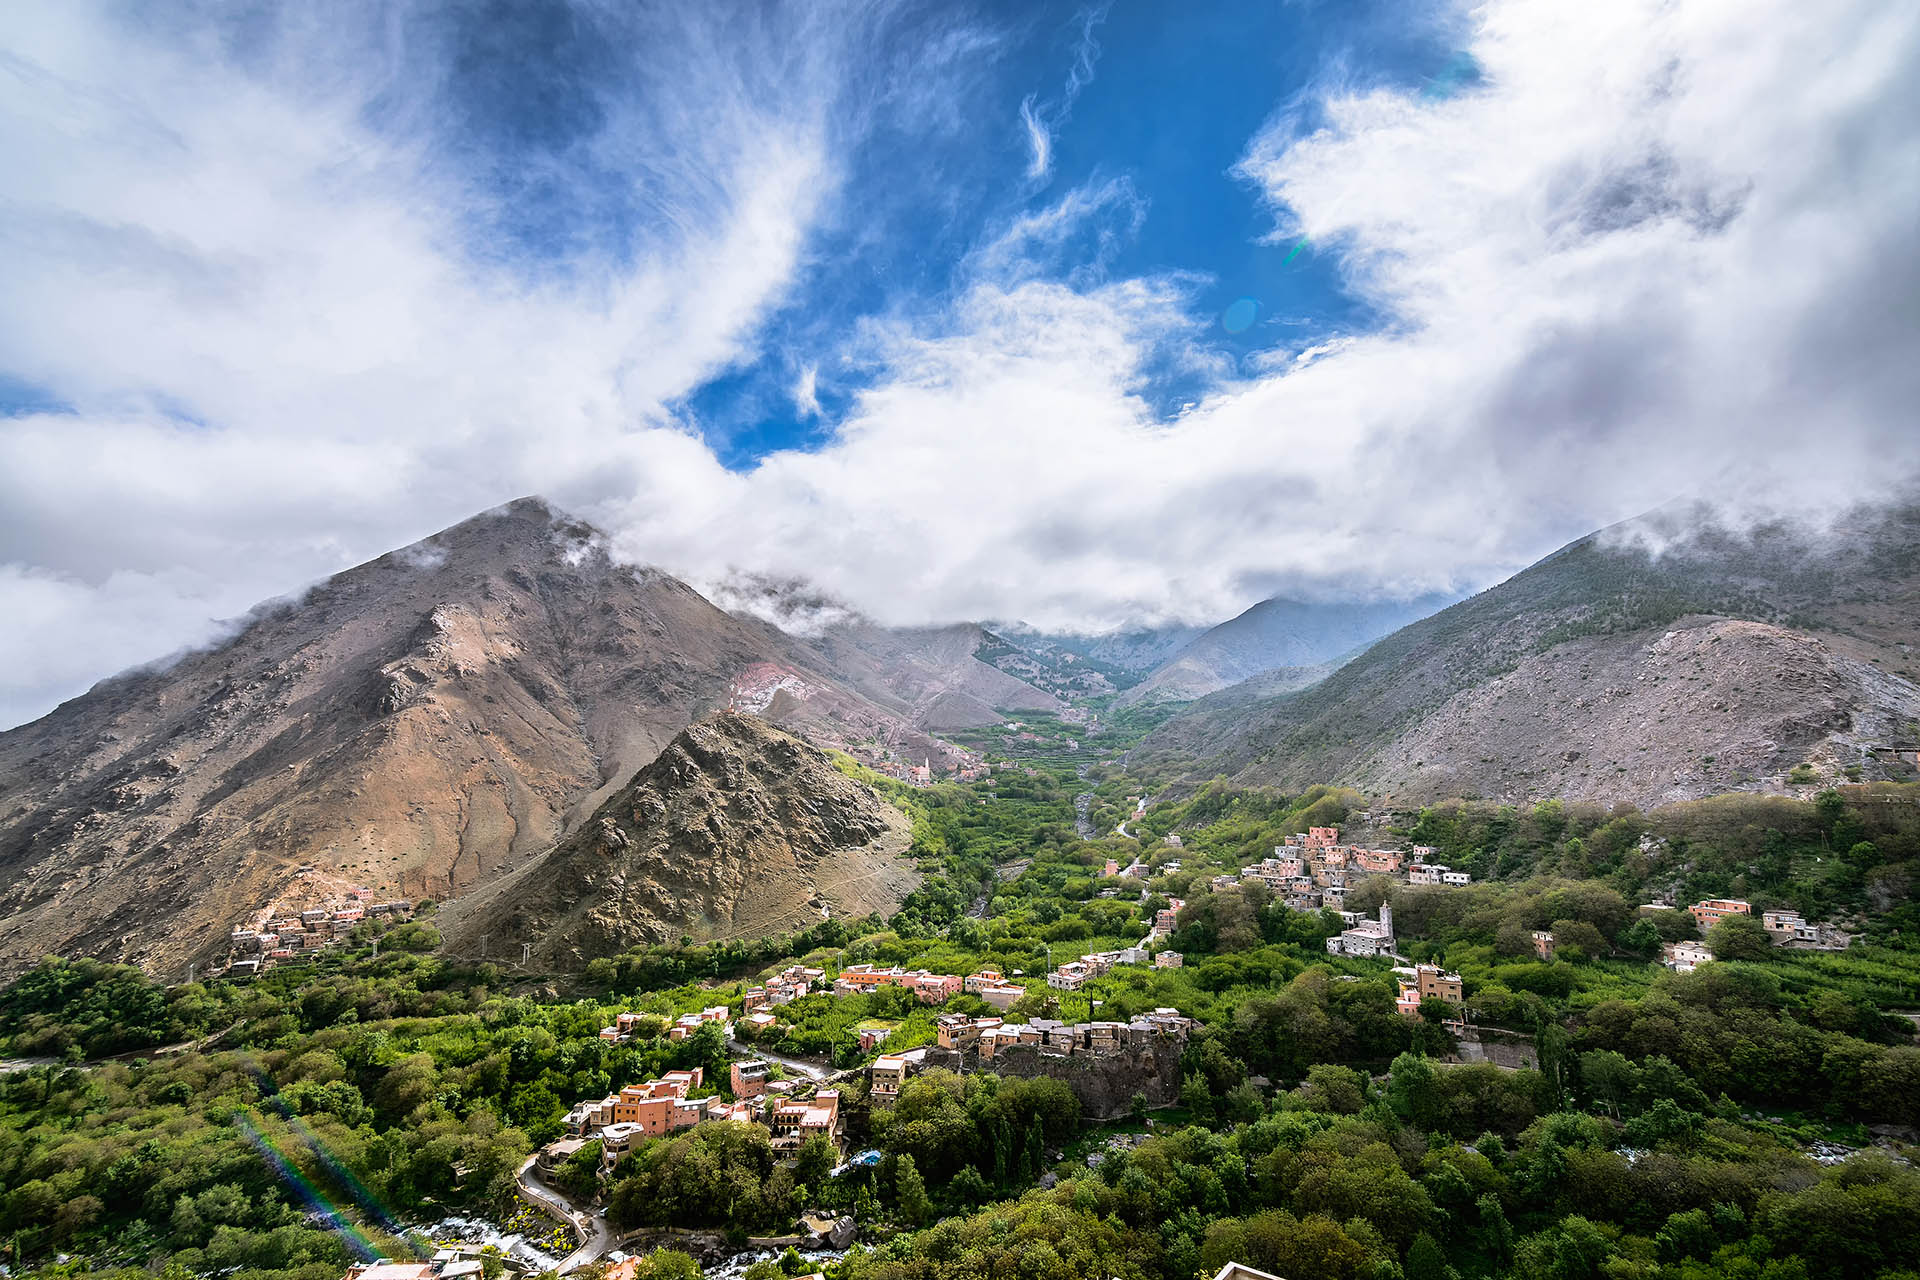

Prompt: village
[
  {"left": 545, "top": 956, "right": 1202, "bottom": 1177},
  {"left": 222, "top": 889, "right": 416, "bottom": 977},
  {"left": 1202, "top": 823, "right": 1475, "bottom": 915},
  {"left": 1656, "top": 896, "right": 1852, "bottom": 971}
]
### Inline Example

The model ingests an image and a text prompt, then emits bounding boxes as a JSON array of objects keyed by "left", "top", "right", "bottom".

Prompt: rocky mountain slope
[
  {"left": 797, "top": 622, "right": 1063, "bottom": 729},
  {"left": 437, "top": 713, "right": 917, "bottom": 969},
  {"left": 973, "top": 623, "right": 1209, "bottom": 698},
  {"left": 1115, "top": 595, "right": 1450, "bottom": 706},
  {"left": 1137, "top": 502, "right": 1920, "bottom": 808},
  {"left": 0, "top": 499, "right": 949, "bottom": 978}
]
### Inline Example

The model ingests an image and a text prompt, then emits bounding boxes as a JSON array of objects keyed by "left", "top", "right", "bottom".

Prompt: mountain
[
  {"left": 437, "top": 713, "right": 916, "bottom": 969},
  {"left": 0, "top": 499, "right": 956, "bottom": 978},
  {"left": 1136, "top": 502, "right": 1920, "bottom": 808},
  {"left": 705, "top": 572, "right": 1066, "bottom": 725},
  {"left": 796, "top": 622, "right": 1064, "bottom": 729},
  {"left": 972, "top": 623, "right": 1211, "bottom": 698},
  {"left": 1115, "top": 595, "right": 1451, "bottom": 706}
]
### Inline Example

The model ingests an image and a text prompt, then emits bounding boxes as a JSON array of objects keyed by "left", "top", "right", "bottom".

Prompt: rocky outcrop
[{"left": 437, "top": 713, "right": 919, "bottom": 970}]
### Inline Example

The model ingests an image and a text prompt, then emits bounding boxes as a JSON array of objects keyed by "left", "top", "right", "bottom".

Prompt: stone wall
[{"left": 923, "top": 1041, "right": 1185, "bottom": 1119}]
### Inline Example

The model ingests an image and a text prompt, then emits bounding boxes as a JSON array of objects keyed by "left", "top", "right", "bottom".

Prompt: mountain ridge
[
  {"left": 1135, "top": 502, "right": 1920, "bottom": 807},
  {"left": 0, "top": 499, "right": 984, "bottom": 978},
  {"left": 1114, "top": 593, "right": 1452, "bottom": 706}
]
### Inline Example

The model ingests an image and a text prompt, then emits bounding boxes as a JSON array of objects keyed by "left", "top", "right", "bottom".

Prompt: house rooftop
[{"left": 1211, "top": 1265, "right": 1287, "bottom": 1280}]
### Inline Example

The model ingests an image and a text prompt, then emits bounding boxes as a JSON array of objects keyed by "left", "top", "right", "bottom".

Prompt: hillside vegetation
[{"left": 0, "top": 772, "right": 1915, "bottom": 1280}]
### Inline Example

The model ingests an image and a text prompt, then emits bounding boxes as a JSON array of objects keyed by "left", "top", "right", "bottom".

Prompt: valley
[
  {"left": 8, "top": 8, "right": 1917, "bottom": 1280},
  {"left": 0, "top": 496, "right": 1918, "bottom": 1280}
]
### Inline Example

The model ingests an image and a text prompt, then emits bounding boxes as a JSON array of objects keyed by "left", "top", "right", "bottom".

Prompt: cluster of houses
[
  {"left": 1044, "top": 945, "right": 1182, "bottom": 992},
  {"left": 870, "top": 1008, "right": 1196, "bottom": 1101},
  {"left": 1658, "top": 898, "right": 1850, "bottom": 966},
  {"left": 1207, "top": 827, "right": 1472, "bottom": 916},
  {"left": 557, "top": 1063, "right": 844, "bottom": 1167},
  {"left": 596, "top": 1005, "right": 731, "bottom": 1044},
  {"left": 344, "top": 1256, "right": 485, "bottom": 1280},
  {"left": 224, "top": 892, "right": 415, "bottom": 976},
  {"left": 867, "top": 758, "right": 934, "bottom": 786},
  {"left": 859, "top": 753, "right": 991, "bottom": 787},
  {"left": 743, "top": 961, "right": 1034, "bottom": 1017}
]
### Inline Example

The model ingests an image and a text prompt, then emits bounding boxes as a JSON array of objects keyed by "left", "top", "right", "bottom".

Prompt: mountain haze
[{"left": 1116, "top": 595, "right": 1450, "bottom": 706}]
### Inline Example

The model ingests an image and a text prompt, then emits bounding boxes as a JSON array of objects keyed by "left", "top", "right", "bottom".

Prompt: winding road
[
  {"left": 515, "top": 1156, "right": 611, "bottom": 1274},
  {"left": 725, "top": 1037, "right": 831, "bottom": 1081}
]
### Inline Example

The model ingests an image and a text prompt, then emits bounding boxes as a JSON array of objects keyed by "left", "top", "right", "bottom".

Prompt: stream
[{"left": 419, "top": 1214, "right": 566, "bottom": 1275}]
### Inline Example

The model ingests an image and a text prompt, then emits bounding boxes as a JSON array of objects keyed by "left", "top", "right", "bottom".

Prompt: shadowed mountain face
[
  {"left": 0, "top": 500, "right": 988, "bottom": 978},
  {"left": 1137, "top": 503, "right": 1920, "bottom": 808},
  {"left": 1115, "top": 595, "right": 1452, "bottom": 706},
  {"left": 437, "top": 712, "right": 918, "bottom": 970}
]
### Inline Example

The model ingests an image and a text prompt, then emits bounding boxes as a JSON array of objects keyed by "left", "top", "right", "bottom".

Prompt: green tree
[
  {"left": 1706, "top": 912, "right": 1774, "bottom": 961},
  {"left": 794, "top": 1133, "right": 836, "bottom": 1188},
  {"left": 894, "top": 1154, "right": 932, "bottom": 1227},
  {"left": 1476, "top": 1193, "right": 1514, "bottom": 1264},
  {"left": 1406, "top": 1231, "right": 1451, "bottom": 1280},
  {"left": 1619, "top": 918, "right": 1662, "bottom": 957},
  {"left": 1388, "top": 1052, "right": 1443, "bottom": 1131}
]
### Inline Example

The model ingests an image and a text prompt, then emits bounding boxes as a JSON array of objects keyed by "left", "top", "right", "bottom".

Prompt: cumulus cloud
[
  {"left": 0, "top": 0, "right": 962, "bottom": 723},
  {"left": 1, "top": 0, "right": 1917, "bottom": 728},
  {"left": 612, "top": 0, "right": 1918, "bottom": 631}
]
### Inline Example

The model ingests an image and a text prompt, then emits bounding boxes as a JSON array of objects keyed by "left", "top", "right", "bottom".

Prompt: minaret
[{"left": 1380, "top": 902, "right": 1393, "bottom": 935}]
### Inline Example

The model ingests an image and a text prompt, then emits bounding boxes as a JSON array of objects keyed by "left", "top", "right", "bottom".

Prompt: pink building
[{"left": 911, "top": 973, "right": 964, "bottom": 1004}]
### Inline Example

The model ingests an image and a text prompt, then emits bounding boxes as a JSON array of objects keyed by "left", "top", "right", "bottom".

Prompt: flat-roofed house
[
  {"left": 870, "top": 1053, "right": 912, "bottom": 1104},
  {"left": 1688, "top": 899, "right": 1751, "bottom": 929}
]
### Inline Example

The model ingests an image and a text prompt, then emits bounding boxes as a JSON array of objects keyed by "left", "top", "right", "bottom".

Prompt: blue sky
[
  {"left": 407, "top": 0, "right": 1475, "bottom": 465},
  {"left": 669, "top": 0, "right": 1438, "bottom": 462},
  {"left": 0, "top": 0, "right": 1916, "bottom": 727}
]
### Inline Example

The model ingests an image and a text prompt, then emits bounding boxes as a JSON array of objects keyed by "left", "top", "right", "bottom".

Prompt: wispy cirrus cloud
[
  {"left": 0, "top": 0, "right": 989, "bottom": 724},
  {"left": 1017, "top": 3, "right": 1110, "bottom": 181}
]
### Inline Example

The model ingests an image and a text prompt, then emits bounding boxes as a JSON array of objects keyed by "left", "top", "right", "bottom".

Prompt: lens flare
[
  {"left": 235, "top": 1110, "right": 384, "bottom": 1261},
  {"left": 1222, "top": 297, "right": 1260, "bottom": 334},
  {"left": 236, "top": 1054, "right": 426, "bottom": 1258}
]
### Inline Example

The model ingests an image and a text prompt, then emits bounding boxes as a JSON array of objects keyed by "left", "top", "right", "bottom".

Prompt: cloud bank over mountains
[{"left": 0, "top": 0, "right": 1916, "bottom": 728}]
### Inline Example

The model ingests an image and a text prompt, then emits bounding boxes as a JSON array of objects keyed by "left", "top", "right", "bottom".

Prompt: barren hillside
[
  {"left": 437, "top": 712, "right": 918, "bottom": 969},
  {"left": 1138, "top": 502, "right": 1920, "bottom": 806},
  {"left": 0, "top": 499, "right": 944, "bottom": 978}
]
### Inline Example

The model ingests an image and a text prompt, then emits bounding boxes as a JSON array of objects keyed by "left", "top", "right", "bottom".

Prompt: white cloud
[
  {"left": 610, "top": 0, "right": 1916, "bottom": 637},
  {"left": 1019, "top": 95, "right": 1052, "bottom": 180},
  {"left": 792, "top": 365, "right": 822, "bottom": 419},
  {"left": 1015, "top": 3, "right": 1109, "bottom": 182},
  {"left": 2, "top": 0, "right": 1918, "bottom": 728}
]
